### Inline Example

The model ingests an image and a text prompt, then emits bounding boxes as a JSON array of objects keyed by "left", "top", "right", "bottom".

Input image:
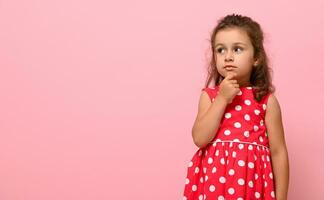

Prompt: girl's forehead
[{"left": 214, "top": 28, "right": 251, "bottom": 46}]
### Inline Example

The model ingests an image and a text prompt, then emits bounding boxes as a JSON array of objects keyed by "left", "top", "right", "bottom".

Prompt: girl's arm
[
  {"left": 191, "top": 91, "right": 228, "bottom": 148},
  {"left": 265, "top": 94, "right": 290, "bottom": 200}
]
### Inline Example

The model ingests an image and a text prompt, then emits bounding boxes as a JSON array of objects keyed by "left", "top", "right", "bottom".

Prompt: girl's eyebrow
[{"left": 214, "top": 42, "right": 247, "bottom": 47}]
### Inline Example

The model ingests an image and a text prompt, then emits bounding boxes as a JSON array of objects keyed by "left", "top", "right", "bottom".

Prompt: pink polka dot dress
[{"left": 183, "top": 86, "right": 276, "bottom": 200}]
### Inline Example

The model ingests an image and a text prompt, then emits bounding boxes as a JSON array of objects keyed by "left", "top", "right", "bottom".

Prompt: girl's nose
[{"left": 225, "top": 52, "right": 234, "bottom": 62}]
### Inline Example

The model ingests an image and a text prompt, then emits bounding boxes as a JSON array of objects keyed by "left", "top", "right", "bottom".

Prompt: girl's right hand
[{"left": 218, "top": 72, "right": 240, "bottom": 104}]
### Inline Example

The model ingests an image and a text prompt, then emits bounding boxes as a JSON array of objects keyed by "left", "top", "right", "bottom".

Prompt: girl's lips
[
  {"left": 224, "top": 65, "right": 237, "bottom": 70},
  {"left": 224, "top": 65, "right": 237, "bottom": 68}
]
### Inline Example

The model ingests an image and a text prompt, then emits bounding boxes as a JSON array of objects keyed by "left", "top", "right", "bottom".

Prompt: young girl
[{"left": 182, "top": 14, "right": 289, "bottom": 200}]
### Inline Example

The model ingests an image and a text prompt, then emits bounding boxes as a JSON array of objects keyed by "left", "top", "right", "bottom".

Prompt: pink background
[{"left": 1, "top": 0, "right": 323, "bottom": 199}]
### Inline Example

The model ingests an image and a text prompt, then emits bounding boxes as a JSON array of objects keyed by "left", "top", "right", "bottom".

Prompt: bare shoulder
[
  {"left": 266, "top": 93, "right": 282, "bottom": 115},
  {"left": 195, "top": 90, "right": 212, "bottom": 121},
  {"left": 265, "top": 93, "right": 287, "bottom": 154},
  {"left": 265, "top": 93, "right": 283, "bottom": 124}
]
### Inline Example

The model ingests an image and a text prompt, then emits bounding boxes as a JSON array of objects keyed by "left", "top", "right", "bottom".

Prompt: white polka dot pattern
[{"left": 183, "top": 87, "right": 274, "bottom": 199}]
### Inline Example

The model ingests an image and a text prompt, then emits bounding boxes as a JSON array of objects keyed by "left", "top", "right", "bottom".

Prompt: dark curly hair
[{"left": 204, "top": 13, "right": 275, "bottom": 102}]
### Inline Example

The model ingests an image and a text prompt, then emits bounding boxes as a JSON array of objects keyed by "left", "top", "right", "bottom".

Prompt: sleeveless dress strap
[
  {"left": 261, "top": 92, "right": 272, "bottom": 105},
  {"left": 201, "top": 87, "right": 219, "bottom": 101}
]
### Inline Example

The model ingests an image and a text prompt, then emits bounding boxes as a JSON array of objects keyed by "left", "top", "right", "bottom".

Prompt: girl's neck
[
  {"left": 238, "top": 81, "right": 252, "bottom": 88},
  {"left": 240, "top": 84, "right": 253, "bottom": 88}
]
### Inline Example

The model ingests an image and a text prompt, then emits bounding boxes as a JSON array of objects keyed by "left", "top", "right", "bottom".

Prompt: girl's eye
[
  {"left": 216, "top": 48, "right": 225, "bottom": 54},
  {"left": 234, "top": 47, "right": 243, "bottom": 53}
]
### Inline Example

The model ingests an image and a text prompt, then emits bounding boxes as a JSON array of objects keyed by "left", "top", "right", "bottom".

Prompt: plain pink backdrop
[{"left": 1, "top": 0, "right": 324, "bottom": 199}]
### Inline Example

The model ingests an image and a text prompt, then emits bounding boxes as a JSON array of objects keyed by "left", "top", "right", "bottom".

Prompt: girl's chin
[{"left": 224, "top": 71, "right": 237, "bottom": 77}]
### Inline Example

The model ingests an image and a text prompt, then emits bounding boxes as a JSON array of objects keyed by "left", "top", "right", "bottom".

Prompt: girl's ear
[{"left": 253, "top": 58, "right": 260, "bottom": 67}]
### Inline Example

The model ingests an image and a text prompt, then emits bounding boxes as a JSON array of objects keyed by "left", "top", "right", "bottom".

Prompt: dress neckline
[{"left": 214, "top": 85, "right": 254, "bottom": 89}]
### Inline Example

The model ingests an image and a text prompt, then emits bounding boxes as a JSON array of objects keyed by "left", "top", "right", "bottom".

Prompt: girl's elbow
[
  {"left": 193, "top": 138, "right": 205, "bottom": 148},
  {"left": 192, "top": 131, "right": 208, "bottom": 148}
]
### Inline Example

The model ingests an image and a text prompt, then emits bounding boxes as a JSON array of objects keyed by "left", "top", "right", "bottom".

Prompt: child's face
[{"left": 214, "top": 27, "right": 259, "bottom": 85}]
